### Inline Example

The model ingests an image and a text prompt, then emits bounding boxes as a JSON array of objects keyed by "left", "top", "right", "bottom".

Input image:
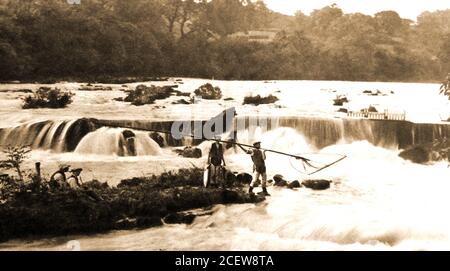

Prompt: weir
[
  {"left": 1, "top": 116, "right": 450, "bottom": 155},
  {"left": 0, "top": 118, "right": 99, "bottom": 152},
  {"left": 233, "top": 116, "right": 450, "bottom": 150}
]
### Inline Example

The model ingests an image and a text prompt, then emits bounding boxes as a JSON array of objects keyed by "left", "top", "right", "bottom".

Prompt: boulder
[
  {"left": 288, "top": 180, "right": 301, "bottom": 189},
  {"left": 194, "top": 83, "right": 222, "bottom": 100},
  {"left": 333, "top": 95, "right": 349, "bottom": 106},
  {"left": 273, "top": 174, "right": 288, "bottom": 187},
  {"left": 368, "top": 105, "right": 378, "bottom": 112},
  {"left": 122, "top": 130, "right": 135, "bottom": 139},
  {"left": 361, "top": 105, "right": 378, "bottom": 113},
  {"left": 399, "top": 146, "right": 430, "bottom": 164},
  {"left": 175, "top": 147, "right": 202, "bottom": 158},
  {"left": 149, "top": 132, "right": 165, "bottom": 147},
  {"left": 273, "top": 174, "right": 284, "bottom": 183},
  {"left": 236, "top": 173, "right": 252, "bottom": 184},
  {"left": 302, "top": 179, "right": 331, "bottom": 190}
]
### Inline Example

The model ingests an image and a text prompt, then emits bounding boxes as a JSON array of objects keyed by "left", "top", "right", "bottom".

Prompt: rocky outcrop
[
  {"left": 399, "top": 146, "right": 430, "bottom": 164},
  {"left": 302, "top": 179, "right": 331, "bottom": 190},
  {"left": 287, "top": 180, "right": 301, "bottom": 189},
  {"left": 149, "top": 132, "right": 165, "bottom": 147},
  {"left": 333, "top": 95, "right": 349, "bottom": 106},
  {"left": 243, "top": 94, "right": 278, "bottom": 105},
  {"left": 174, "top": 147, "right": 202, "bottom": 158},
  {"left": 273, "top": 174, "right": 288, "bottom": 187},
  {"left": 273, "top": 175, "right": 301, "bottom": 189},
  {"left": 399, "top": 138, "right": 450, "bottom": 164},
  {"left": 194, "top": 83, "right": 222, "bottom": 100}
]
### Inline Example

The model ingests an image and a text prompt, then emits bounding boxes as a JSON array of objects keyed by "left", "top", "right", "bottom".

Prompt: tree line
[{"left": 0, "top": 0, "right": 449, "bottom": 82}]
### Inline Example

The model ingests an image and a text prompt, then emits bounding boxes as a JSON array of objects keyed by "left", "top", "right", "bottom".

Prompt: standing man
[
  {"left": 239, "top": 141, "right": 270, "bottom": 196},
  {"left": 207, "top": 136, "right": 226, "bottom": 187}
]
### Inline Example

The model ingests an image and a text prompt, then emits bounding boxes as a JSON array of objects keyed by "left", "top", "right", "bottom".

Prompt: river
[{"left": 1, "top": 79, "right": 449, "bottom": 250}]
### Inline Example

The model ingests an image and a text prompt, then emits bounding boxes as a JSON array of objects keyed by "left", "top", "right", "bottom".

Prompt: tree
[
  {"left": 440, "top": 73, "right": 450, "bottom": 99},
  {"left": 0, "top": 146, "right": 31, "bottom": 181},
  {"left": 374, "top": 11, "right": 405, "bottom": 36},
  {"left": 162, "top": 0, "right": 183, "bottom": 33},
  {"left": 206, "top": 0, "right": 248, "bottom": 38}
]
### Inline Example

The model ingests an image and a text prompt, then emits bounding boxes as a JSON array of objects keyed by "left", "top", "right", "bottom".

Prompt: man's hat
[
  {"left": 253, "top": 141, "right": 261, "bottom": 147},
  {"left": 59, "top": 164, "right": 71, "bottom": 171},
  {"left": 71, "top": 168, "right": 83, "bottom": 173}
]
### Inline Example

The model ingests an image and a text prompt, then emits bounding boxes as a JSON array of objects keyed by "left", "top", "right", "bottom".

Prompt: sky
[{"left": 263, "top": 0, "right": 450, "bottom": 21}]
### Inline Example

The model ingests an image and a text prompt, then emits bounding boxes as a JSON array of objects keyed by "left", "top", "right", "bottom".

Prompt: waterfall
[
  {"left": 0, "top": 118, "right": 99, "bottom": 152},
  {"left": 233, "top": 116, "right": 450, "bottom": 150},
  {"left": 74, "top": 127, "right": 162, "bottom": 156},
  {"left": 2, "top": 116, "right": 450, "bottom": 155}
]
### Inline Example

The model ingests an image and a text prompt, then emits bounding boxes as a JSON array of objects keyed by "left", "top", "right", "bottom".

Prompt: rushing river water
[{"left": 1, "top": 79, "right": 450, "bottom": 250}]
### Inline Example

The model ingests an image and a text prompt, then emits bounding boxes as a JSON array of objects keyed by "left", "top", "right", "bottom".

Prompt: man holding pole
[
  {"left": 239, "top": 141, "right": 270, "bottom": 196},
  {"left": 207, "top": 135, "right": 226, "bottom": 187}
]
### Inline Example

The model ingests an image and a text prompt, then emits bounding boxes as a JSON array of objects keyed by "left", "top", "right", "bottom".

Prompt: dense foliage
[
  {"left": 243, "top": 94, "right": 278, "bottom": 105},
  {"left": 194, "top": 83, "right": 222, "bottom": 99},
  {"left": 22, "top": 87, "right": 74, "bottom": 108},
  {"left": 0, "top": 0, "right": 449, "bottom": 82}
]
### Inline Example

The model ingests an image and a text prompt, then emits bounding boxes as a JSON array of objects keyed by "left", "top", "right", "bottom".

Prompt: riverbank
[{"left": 0, "top": 168, "right": 264, "bottom": 243}]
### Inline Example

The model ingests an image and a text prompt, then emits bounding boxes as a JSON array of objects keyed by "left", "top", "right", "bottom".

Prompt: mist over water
[
  {"left": 74, "top": 127, "right": 162, "bottom": 156},
  {"left": 1, "top": 79, "right": 450, "bottom": 250}
]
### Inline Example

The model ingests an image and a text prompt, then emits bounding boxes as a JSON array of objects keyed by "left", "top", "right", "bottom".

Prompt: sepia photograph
[{"left": 0, "top": 0, "right": 450, "bottom": 253}]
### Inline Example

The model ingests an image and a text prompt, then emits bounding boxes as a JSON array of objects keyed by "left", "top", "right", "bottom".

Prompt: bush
[
  {"left": 22, "top": 87, "right": 74, "bottom": 109},
  {"left": 243, "top": 94, "right": 278, "bottom": 105},
  {"left": 194, "top": 83, "right": 222, "bottom": 100},
  {"left": 333, "top": 95, "right": 349, "bottom": 106},
  {"left": 0, "top": 146, "right": 31, "bottom": 181},
  {"left": 121, "top": 84, "right": 177, "bottom": 106}
]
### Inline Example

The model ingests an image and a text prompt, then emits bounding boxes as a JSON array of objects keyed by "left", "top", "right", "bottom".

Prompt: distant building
[{"left": 228, "top": 29, "right": 280, "bottom": 43}]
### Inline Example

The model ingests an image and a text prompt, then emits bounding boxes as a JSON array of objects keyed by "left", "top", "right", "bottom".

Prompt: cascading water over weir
[{"left": 1, "top": 114, "right": 450, "bottom": 156}]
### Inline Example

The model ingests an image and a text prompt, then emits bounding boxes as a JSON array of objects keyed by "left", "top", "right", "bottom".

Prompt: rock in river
[{"left": 302, "top": 179, "right": 331, "bottom": 190}]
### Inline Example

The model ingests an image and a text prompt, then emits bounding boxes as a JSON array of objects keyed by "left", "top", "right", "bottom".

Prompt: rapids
[{"left": 1, "top": 79, "right": 450, "bottom": 250}]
